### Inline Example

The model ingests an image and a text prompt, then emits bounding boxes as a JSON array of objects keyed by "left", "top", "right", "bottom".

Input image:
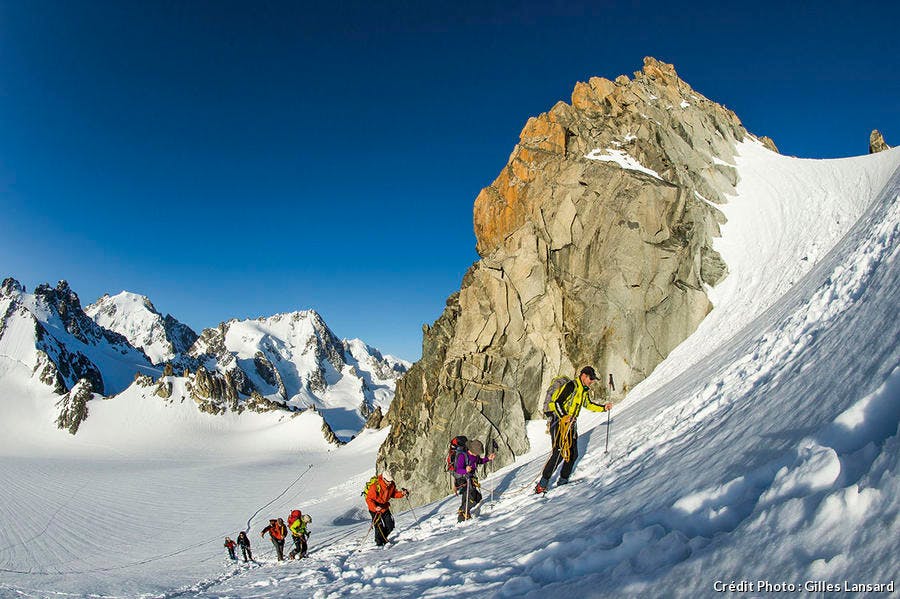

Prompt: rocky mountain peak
[
  {"left": 869, "top": 129, "right": 891, "bottom": 154},
  {"left": 86, "top": 291, "right": 197, "bottom": 365},
  {"left": 473, "top": 55, "right": 747, "bottom": 257},
  {"left": 383, "top": 57, "right": 770, "bottom": 506},
  {"left": 1, "top": 277, "right": 25, "bottom": 296}
]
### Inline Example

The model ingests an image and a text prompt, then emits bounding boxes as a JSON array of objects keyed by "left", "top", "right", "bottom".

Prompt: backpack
[
  {"left": 287, "top": 509, "right": 302, "bottom": 527},
  {"left": 446, "top": 435, "right": 468, "bottom": 473},
  {"left": 362, "top": 475, "right": 379, "bottom": 496},
  {"left": 542, "top": 376, "right": 573, "bottom": 415},
  {"left": 302, "top": 514, "right": 312, "bottom": 524}
]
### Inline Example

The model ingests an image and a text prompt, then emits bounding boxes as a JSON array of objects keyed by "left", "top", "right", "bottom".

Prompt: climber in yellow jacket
[{"left": 535, "top": 366, "right": 611, "bottom": 493}]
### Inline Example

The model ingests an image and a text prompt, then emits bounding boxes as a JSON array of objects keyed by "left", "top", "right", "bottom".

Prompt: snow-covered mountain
[
  {"left": 0, "top": 278, "right": 154, "bottom": 397},
  {"left": 86, "top": 291, "right": 198, "bottom": 365},
  {"left": 189, "top": 311, "right": 410, "bottom": 438},
  {"left": 0, "top": 280, "right": 408, "bottom": 441}
]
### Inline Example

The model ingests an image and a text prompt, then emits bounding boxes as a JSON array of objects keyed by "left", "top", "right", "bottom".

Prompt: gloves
[
  {"left": 604, "top": 403, "right": 613, "bottom": 411},
  {"left": 401, "top": 487, "right": 409, "bottom": 495}
]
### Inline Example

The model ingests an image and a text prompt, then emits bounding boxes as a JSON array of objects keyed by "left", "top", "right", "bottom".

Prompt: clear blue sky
[{"left": 1, "top": 1, "right": 896, "bottom": 360}]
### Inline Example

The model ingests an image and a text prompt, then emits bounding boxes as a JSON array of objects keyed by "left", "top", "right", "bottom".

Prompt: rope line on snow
[
  {"left": 0, "top": 463, "right": 317, "bottom": 577},
  {"left": 244, "top": 463, "right": 313, "bottom": 533}
]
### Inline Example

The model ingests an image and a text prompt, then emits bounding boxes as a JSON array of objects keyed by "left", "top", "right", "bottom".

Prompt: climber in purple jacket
[{"left": 454, "top": 439, "right": 495, "bottom": 522}]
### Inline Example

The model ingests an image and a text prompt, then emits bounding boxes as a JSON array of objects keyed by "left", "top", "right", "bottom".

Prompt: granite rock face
[
  {"left": 380, "top": 57, "right": 760, "bottom": 505},
  {"left": 869, "top": 130, "right": 891, "bottom": 154},
  {"left": 55, "top": 378, "right": 94, "bottom": 434}
]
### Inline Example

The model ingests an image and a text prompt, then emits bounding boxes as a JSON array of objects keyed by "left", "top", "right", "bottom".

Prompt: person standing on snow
[
  {"left": 236, "top": 531, "right": 253, "bottom": 562},
  {"left": 535, "top": 366, "right": 612, "bottom": 493},
  {"left": 260, "top": 517, "right": 287, "bottom": 561},
  {"left": 364, "top": 470, "right": 407, "bottom": 547},
  {"left": 287, "top": 510, "right": 311, "bottom": 559},
  {"left": 454, "top": 439, "right": 495, "bottom": 522},
  {"left": 223, "top": 537, "right": 237, "bottom": 560}
]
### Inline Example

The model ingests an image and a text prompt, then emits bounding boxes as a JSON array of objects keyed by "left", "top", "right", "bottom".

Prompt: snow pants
[
  {"left": 455, "top": 477, "right": 482, "bottom": 518},
  {"left": 239, "top": 544, "right": 252, "bottom": 562},
  {"left": 541, "top": 417, "right": 579, "bottom": 483},
  {"left": 289, "top": 534, "right": 308, "bottom": 559},
  {"left": 369, "top": 510, "right": 395, "bottom": 546}
]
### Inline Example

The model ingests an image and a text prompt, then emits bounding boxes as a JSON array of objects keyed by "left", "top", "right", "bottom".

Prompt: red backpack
[{"left": 287, "top": 509, "right": 302, "bottom": 527}]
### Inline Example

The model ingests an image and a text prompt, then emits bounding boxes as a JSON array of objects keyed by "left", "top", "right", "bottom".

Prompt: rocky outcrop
[
  {"left": 869, "top": 130, "right": 890, "bottom": 154},
  {"left": 365, "top": 405, "right": 384, "bottom": 429},
  {"left": 759, "top": 136, "right": 779, "bottom": 153},
  {"left": 380, "top": 57, "right": 758, "bottom": 505},
  {"left": 187, "top": 366, "right": 241, "bottom": 414},
  {"left": 56, "top": 378, "right": 93, "bottom": 434},
  {"left": 321, "top": 416, "right": 343, "bottom": 446},
  {"left": 253, "top": 351, "right": 288, "bottom": 400}
]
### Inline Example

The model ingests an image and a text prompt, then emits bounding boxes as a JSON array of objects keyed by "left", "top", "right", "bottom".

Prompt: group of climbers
[
  {"left": 219, "top": 365, "right": 613, "bottom": 560},
  {"left": 222, "top": 509, "right": 311, "bottom": 562}
]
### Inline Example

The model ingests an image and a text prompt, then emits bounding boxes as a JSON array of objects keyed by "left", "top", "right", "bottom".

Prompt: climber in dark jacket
[{"left": 236, "top": 531, "right": 253, "bottom": 562}]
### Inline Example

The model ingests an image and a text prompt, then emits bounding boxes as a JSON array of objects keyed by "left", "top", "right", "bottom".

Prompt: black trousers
[
  {"left": 369, "top": 510, "right": 395, "bottom": 546},
  {"left": 239, "top": 544, "right": 252, "bottom": 562},
  {"left": 289, "top": 534, "right": 308, "bottom": 558},
  {"left": 455, "top": 477, "right": 482, "bottom": 515},
  {"left": 226, "top": 547, "right": 236, "bottom": 560},
  {"left": 541, "top": 417, "right": 579, "bottom": 482}
]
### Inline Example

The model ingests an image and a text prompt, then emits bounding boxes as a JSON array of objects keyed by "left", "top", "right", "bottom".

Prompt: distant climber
[
  {"left": 236, "top": 531, "right": 253, "bottom": 562},
  {"left": 287, "top": 509, "right": 311, "bottom": 559},
  {"left": 608, "top": 372, "right": 615, "bottom": 392},
  {"left": 536, "top": 366, "right": 612, "bottom": 493},
  {"left": 364, "top": 470, "right": 406, "bottom": 546},
  {"left": 224, "top": 537, "right": 237, "bottom": 560},
  {"left": 454, "top": 438, "right": 496, "bottom": 521},
  {"left": 261, "top": 517, "right": 287, "bottom": 561}
]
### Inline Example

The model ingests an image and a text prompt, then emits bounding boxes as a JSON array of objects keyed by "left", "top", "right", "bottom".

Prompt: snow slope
[{"left": 1, "top": 143, "right": 898, "bottom": 597}]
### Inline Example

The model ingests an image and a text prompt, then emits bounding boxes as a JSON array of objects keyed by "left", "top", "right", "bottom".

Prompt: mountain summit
[{"left": 86, "top": 291, "right": 198, "bottom": 365}]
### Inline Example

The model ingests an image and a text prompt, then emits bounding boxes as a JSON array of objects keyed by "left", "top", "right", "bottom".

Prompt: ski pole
[
  {"left": 403, "top": 494, "right": 421, "bottom": 529},
  {"left": 464, "top": 476, "right": 471, "bottom": 520},
  {"left": 489, "top": 440, "right": 499, "bottom": 506},
  {"left": 604, "top": 408, "right": 611, "bottom": 454},
  {"left": 360, "top": 512, "right": 381, "bottom": 547}
]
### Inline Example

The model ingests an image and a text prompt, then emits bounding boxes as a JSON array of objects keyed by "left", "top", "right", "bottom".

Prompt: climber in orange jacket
[{"left": 364, "top": 470, "right": 406, "bottom": 546}]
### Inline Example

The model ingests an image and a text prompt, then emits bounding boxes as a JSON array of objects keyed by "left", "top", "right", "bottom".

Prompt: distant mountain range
[{"left": 0, "top": 278, "right": 409, "bottom": 441}]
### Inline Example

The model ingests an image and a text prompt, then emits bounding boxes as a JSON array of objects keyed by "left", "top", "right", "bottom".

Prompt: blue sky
[{"left": 0, "top": 1, "right": 896, "bottom": 360}]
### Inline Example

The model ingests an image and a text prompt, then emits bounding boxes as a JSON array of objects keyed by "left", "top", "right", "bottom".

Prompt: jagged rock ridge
[
  {"left": 1, "top": 277, "right": 409, "bottom": 443},
  {"left": 380, "top": 57, "right": 765, "bottom": 505},
  {"left": 0, "top": 278, "right": 152, "bottom": 397}
]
